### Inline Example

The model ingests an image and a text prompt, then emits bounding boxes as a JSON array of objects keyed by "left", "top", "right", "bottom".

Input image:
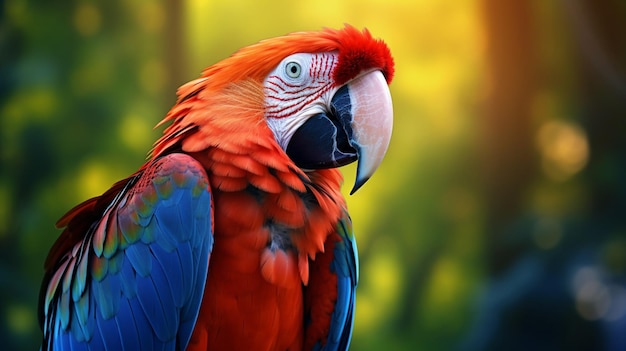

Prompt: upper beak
[
  {"left": 284, "top": 70, "right": 393, "bottom": 194},
  {"left": 345, "top": 70, "right": 393, "bottom": 194}
]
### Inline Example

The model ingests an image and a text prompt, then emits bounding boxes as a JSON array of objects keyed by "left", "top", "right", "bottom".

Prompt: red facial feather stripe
[
  {"left": 264, "top": 56, "right": 335, "bottom": 119},
  {"left": 265, "top": 85, "right": 331, "bottom": 119}
]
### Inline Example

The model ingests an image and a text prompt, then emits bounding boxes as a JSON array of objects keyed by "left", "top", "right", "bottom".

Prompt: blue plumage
[
  {"left": 312, "top": 214, "right": 359, "bottom": 351},
  {"left": 40, "top": 153, "right": 214, "bottom": 350}
]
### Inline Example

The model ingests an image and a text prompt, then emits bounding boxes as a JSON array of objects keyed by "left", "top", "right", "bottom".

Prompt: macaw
[{"left": 39, "top": 25, "right": 394, "bottom": 351}]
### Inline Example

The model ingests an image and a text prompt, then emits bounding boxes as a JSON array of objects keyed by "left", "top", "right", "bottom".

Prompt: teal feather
[{"left": 71, "top": 244, "right": 89, "bottom": 301}]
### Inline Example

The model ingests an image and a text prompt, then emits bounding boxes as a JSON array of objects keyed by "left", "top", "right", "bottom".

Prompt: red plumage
[
  {"left": 332, "top": 26, "right": 395, "bottom": 86},
  {"left": 43, "top": 25, "right": 393, "bottom": 350}
]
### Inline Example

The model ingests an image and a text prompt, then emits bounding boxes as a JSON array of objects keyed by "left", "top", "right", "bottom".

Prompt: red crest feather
[
  {"left": 330, "top": 25, "right": 395, "bottom": 86},
  {"left": 192, "top": 24, "right": 394, "bottom": 93}
]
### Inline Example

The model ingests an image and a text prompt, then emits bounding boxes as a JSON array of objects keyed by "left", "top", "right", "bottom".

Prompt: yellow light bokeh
[
  {"left": 74, "top": 3, "right": 101, "bottom": 37},
  {"left": 537, "top": 120, "right": 589, "bottom": 181}
]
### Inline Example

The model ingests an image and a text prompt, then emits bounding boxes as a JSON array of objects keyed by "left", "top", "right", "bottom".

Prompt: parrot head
[
  {"left": 155, "top": 25, "right": 394, "bottom": 194},
  {"left": 263, "top": 32, "right": 394, "bottom": 194}
]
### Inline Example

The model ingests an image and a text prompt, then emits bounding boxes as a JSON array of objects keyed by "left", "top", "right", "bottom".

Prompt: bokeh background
[{"left": 2, "top": 0, "right": 626, "bottom": 350}]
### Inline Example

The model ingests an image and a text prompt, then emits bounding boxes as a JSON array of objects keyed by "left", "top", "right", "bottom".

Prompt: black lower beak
[
  {"left": 284, "top": 71, "right": 393, "bottom": 194},
  {"left": 285, "top": 85, "right": 357, "bottom": 169}
]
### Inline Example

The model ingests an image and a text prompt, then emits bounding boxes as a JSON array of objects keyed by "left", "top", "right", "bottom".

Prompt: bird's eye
[{"left": 285, "top": 61, "right": 302, "bottom": 79}]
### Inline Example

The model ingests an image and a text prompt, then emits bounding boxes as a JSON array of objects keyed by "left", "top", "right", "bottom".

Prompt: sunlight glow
[
  {"left": 139, "top": 59, "right": 168, "bottom": 95},
  {"left": 119, "top": 114, "right": 153, "bottom": 153},
  {"left": 426, "top": 257, "right": 464, "bottom": 307},
  {"left": 6, "top": 304, "right": 35, "bottom": 336},
  {"left": 74, "top": 3, "right": 101, "bottom": 37},
  {"left": 356, "top": 250, "right": 402, "bottom": 331},
  {"left": 77, "top": 162, "right": 116, "bottom": 199},
  {"left": 136, "top": 2, "right": 166, "bottom": 34},
  {"left": 537, "top": 120, "right": 589, "bottom": 181}
]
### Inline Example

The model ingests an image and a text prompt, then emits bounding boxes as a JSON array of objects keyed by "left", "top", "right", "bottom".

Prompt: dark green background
[{"left": 1, "top": 1, "right": 625, "bottom": 350}]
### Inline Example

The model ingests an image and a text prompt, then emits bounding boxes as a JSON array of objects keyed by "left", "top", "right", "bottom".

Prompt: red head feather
[
  {"left": 328, "top": 25, "right": 395, "bottom": 86},
  {"left": 195, "top": 24, "right": 394, "bottom": 92},
  {"left": 153, "top": 25, "right": 394, "bottom": 158}
]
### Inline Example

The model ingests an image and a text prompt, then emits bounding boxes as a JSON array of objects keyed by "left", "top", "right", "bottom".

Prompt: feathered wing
[
  {"left": 305, "top": 212, "right": 359, "bottom": 351},
  {"left": 39, "top": 153, "right": 214, "bottom": 350}
]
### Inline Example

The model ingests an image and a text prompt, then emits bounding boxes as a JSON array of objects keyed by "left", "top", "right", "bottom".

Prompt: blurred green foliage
[{"left": 1, "top": 0, "right": 625, "bottom": 350}]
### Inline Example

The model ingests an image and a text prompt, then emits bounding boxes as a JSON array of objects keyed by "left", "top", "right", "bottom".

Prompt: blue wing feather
[
  {"left": 114, "top": 298, "right": 141, "bottom": 351},
  {"left": 94, "top": 306, "right": 124, "bottom": 351},
  {"left": 325, "top": 215, "right": 358, "bottom": 351},
  {"left": 40, "top": 153, "right": 214, "bottom": 350},
  {"left": 125, "top": 243, "right": 153, "bottom": 277},
  {"left": 307, "top": 212, "right": 359, "bottom": 351},
  {"left": 151, "top": 240, "right": 186, "bottom": 307},
  {"left": 127, "top": 297, "right": 154, "bottom": 350}
]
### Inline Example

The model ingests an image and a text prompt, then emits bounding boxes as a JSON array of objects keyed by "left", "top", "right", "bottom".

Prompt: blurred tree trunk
[
  {"left": 567, "top": 0, "right": 626, "bottom": 221},
  {"left": 480, "top": 0, "right": 537, "bottom": 274},
  {"left": 165, "top": 0, "right": 186, "bottom": 97}
]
